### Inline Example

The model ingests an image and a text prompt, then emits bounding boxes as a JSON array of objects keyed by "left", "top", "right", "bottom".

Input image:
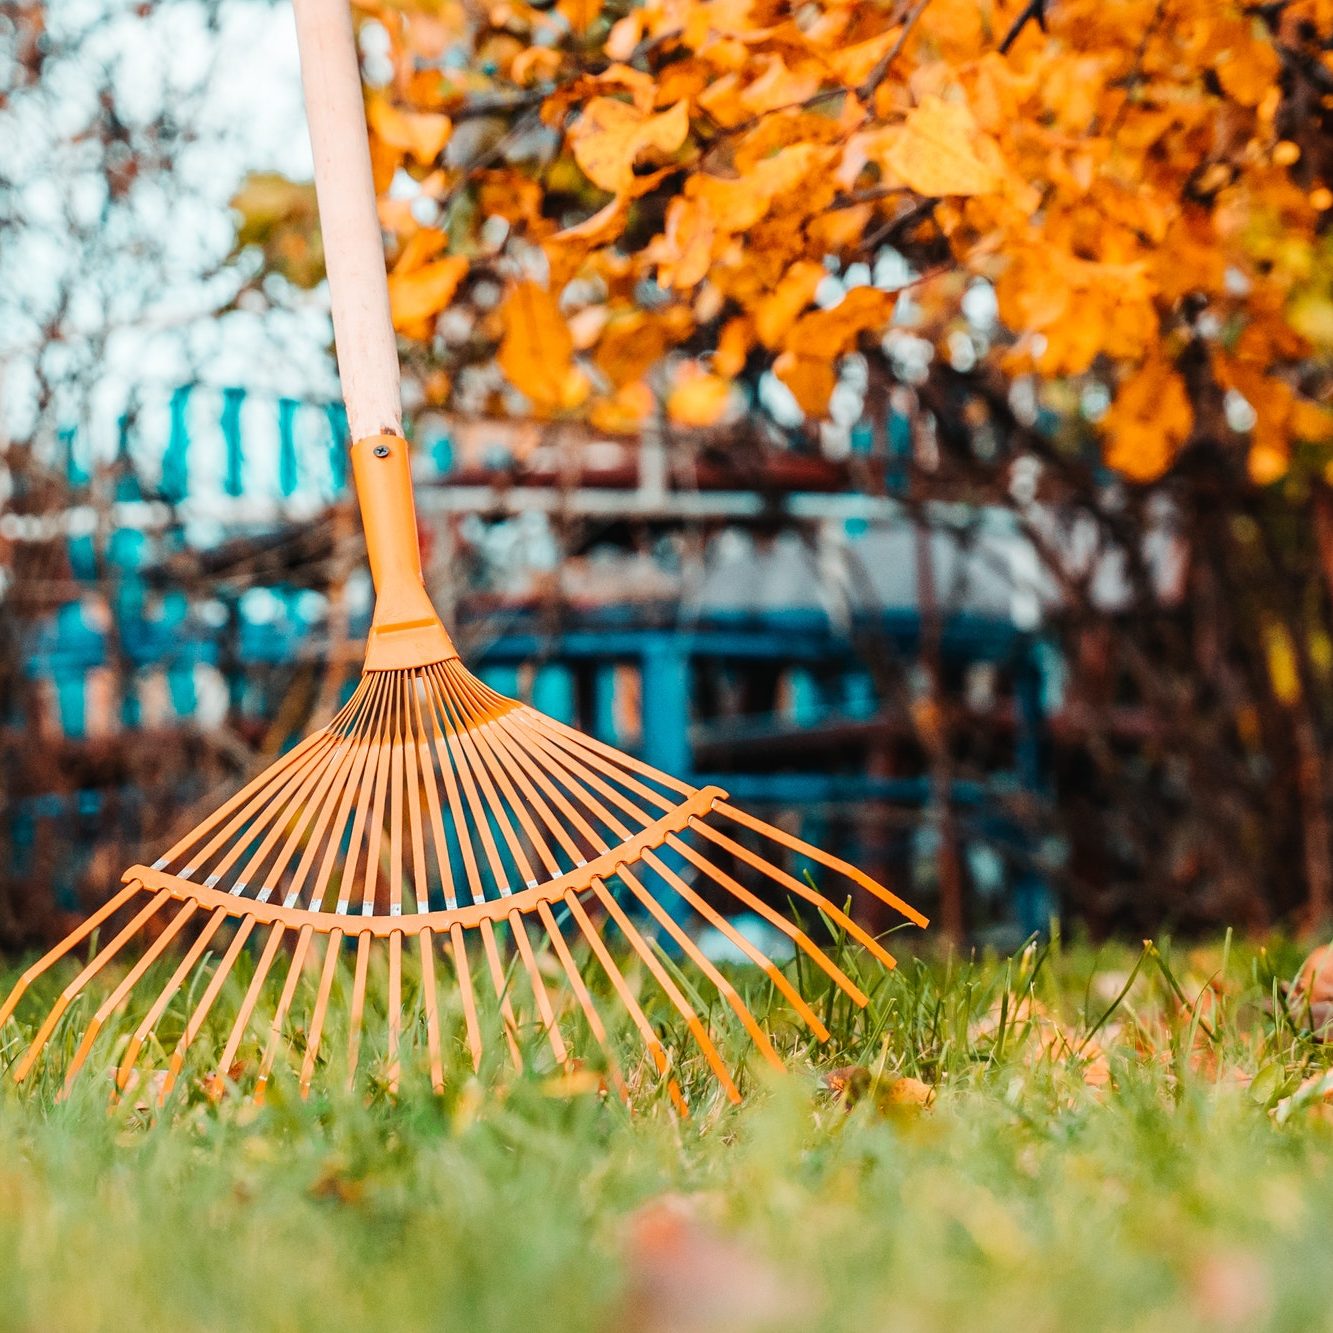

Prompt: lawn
[{"left": 2, "top": 932, "right": 1333, "bottom": 1332}]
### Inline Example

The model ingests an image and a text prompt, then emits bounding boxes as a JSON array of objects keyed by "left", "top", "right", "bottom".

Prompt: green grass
[{"left": 3, "top": 932, "right": 1333, "bottom": 1332}]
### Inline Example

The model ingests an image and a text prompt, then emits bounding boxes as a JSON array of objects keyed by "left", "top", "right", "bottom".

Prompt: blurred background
[{"left": 3, "top": 0, "right": 1332, "bottom": 951}]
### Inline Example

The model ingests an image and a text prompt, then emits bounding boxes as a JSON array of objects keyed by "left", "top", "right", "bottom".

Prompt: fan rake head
[{"left": 1, "top": 659, "right": 925, "bottom": 1108}]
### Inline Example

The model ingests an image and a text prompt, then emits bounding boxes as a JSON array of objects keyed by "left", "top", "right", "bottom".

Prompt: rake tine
[
  {"left": 589, "top": 876, "right": 741, "bottom": 1104},
  {"left": 118, "top": 905, "right": 231, "bottom": 1091},
  {"left": 409, "top": 677, "right": 457, "bottom": 910},
  {"left": 290, "top": 677, "right": 391, "bottom": 912},
  {"left": 331, "top": 681, "right": 393, "bottom": 914},
  {"left": 689, "top": 820, "right": 900, "bottom": 973},
  {"left": 160, "top": 916, "right": 257, "bottom": 1102},
  {"left": 617, "top": 865, "right": 783, "bottom": 1070},
  {"left": 665, "top": 834, "right": 871, "bottom": 1008},
  {"left": 155, "top": 719, "right": 348, "bottom": 872},
  {"left": 440, "top": 671, "right": 559, "bottom": 883},
  {"left": 448, "top": 923, "right": 483, "bottom": 1072},
  {"left": 387, "top": 681, "right": 407, "bottom": 917},
  {"left": 422, "top": 672, "right": 489, "bottom": 906},
  {"left": 0, "top": 882, "right": 142, "bottom": 1031},
  {"left": 387, "top": 929, "right": 403, "bottom": 1093},
  {"left": 300, "top": 929, "right": 344, "bottom": 1097},
  {"left": 563, "top": 890, "right": 687, "bottom": 1114},
  {"left": 418, "top": 928, "right": 445, "bottom": 1093},
  {"left": 13, "top": 888, "right": 171, "bottom": 1085},
  {"left": 426, "top": 668, "right": 513, "bottom": 895},
  {"left": 216, "top": 924, "right": 287, "bottom": 1089},
  {"left": 536, "top": 901, "right": 629, "bottom": 1103},
  {"left": 402, "top": 677, "right": 431, "bottom": 914},
  {"left": 256, "top": 923, "right": 315, "bottom": 1097},
  {"left": 481, "top": 707, "right": 607, "bottom": 855},
  {"left": 479, "top": 918, "right": 524, "bottom": 1071},
  {"left": 717, "top": 802, "right": 929, "bottom": 928},
  {"left": 248, "top": 679, "right": 388, "bottom": 902},
  {"left": 347, "top": 932, "right": 372, "bottom": 1090},
  {"left": 352, "top": 691, "right": 395, "bottom": 915},
  {"left": 61, "top": 900, "right": 200, "bottom": 1095},
  {"left": 641, "top": 847, "right": 830, "bottom": 1040},
  {"left": 509, "top": 911, "right": 569, "bottom": 1067},
  {"left": 521, "top": 707, "right": 687, "bottom": 805}
]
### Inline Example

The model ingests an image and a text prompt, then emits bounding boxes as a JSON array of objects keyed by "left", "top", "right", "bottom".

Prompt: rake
[{"left": 0, "top": 0, "right": 926, "bottom": 1107}]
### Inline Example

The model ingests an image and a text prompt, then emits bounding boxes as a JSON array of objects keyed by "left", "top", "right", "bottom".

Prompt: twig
[
  {"left": 858, "top": 0, "right": 933, "bottom": 101},
  {"left": 998, "top": 0, "right": 1049, "bottom": 56}
]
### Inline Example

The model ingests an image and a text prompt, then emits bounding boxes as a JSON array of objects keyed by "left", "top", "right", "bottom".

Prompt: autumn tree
[{"left": 257, "top": 0, "right": 1327, "bottom": 933}]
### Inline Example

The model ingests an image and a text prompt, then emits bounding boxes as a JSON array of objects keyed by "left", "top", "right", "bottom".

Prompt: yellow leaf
[
  {"left": 754, "top": 260, "right": 825, "bottom": 348},
  {"left": 498, "top": 281, "right": 590, "bottom": 414},
  {"left": 605, "top": 12, "right": 644, "bottom": 61},
  {"left": 649, "top": 196, "right": 716, "bottom": 290},
  {"left": 569, "top": 97, "right": 690, "bottom": 194},
  {"left": 594, "top": 311, "right": 669, "bottom": 386},
  {"left": 1263, "top": 618, "right": 1301, "bottom": 705},
  {"left": 391, "top": 227, "right": 448, "bottom": 275},
  {"left": 366, "top": 99, "right": 452, "bottom": 166},
  {"left": 387, "top": 255, "right": 468, "bottom": 332},
  {"left": 590, "top": 380, "right": 654, "bottom": 433},
  {"left": 774, "top": 350, "right": 837, "bottom": 417},
  {"left": 882, "top": 95, "right": 1004, "bottom": 197},
  {"left": 784, "top": 287, "right": 896, "bottom": 358},
  {"left": 667, "top": 364, "right": 731, "bottom": 426},
  {"left": 714, "top": 316, "right": 752, "bottom": 378},
  {"left": 738, "top": 55, "right": 823, "bottom": 118},
  {"left": 1102, "top": 358, "right": 1193, "bottom": 482}
]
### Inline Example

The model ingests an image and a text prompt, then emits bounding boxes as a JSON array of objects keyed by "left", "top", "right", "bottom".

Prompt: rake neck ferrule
[{"left": 352, "top": 433, "right": 459, "bottom": 671}]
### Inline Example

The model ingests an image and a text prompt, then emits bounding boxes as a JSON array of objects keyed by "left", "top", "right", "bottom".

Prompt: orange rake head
[{"left": 0, "top": 648, "right": 924, "bottom": 1108}]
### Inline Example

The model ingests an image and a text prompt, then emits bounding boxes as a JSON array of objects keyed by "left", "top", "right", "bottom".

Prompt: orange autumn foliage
[{"left": 245, "top": 0, "right": 1333, "bottom": 482}]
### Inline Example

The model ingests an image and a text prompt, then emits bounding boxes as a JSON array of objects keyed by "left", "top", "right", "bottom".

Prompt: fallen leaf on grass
[
  {"left": 823, "top": 1065, "right": 935, "bottom": 1114},
  {"left": 1289, "top": 944, "right": 1333, "bottom": 1037},
  {"left": 620, "top": 1193, "right": 805, "bottom": 1333},
  {"left": 1190, "top": 1249, "right": 1271, "bottom": 1329}
]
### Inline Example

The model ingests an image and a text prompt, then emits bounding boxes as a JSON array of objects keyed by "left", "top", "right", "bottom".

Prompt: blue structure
[{"left": 11, "top": 385, "right": 1057, "bottom": 940}]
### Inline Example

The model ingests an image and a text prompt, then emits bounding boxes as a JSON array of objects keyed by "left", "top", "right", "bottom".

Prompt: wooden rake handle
[
  {"left": 292, "top": 0, "right": 458, "bottom": 668},
  {"left": 292, "top": 0, "right": 401, "bottom": 442}
]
